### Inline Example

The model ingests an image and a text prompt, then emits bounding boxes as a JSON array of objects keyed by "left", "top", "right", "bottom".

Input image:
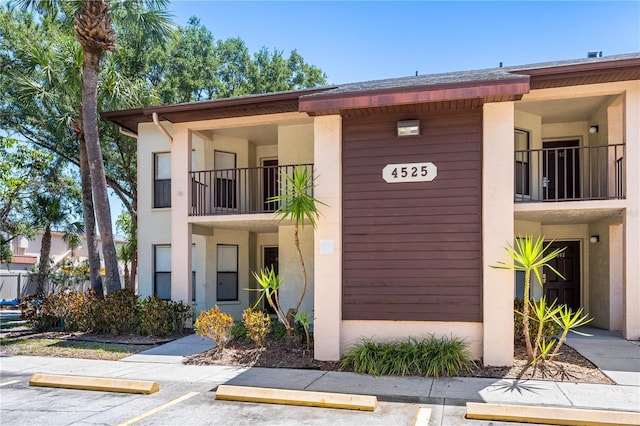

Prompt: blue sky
[{"left": 169, "top": 1, "right": 640, "bottom": 85}]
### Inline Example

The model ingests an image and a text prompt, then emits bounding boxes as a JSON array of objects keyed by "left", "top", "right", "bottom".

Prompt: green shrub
[
  {"left": 94, "top": 289, "right": 139, "bottom": 334},
  {"left": 168, "top": 300, "right": 193, "bottom": 334},
  {"left": 195, "top": 306, "right": 234, "bottom": 349},
  {"left": 242, "top": 307, "right": 271, "bottom": 347},
  {"left": 270, "top": 321, "right": 289, "bottom": 341},
  {"left": 56, "top": 290, "right": 98, "bottom": 331},
  {"left": 138, "top": 297, "right": 193, "bottom": 337},
  {"left": 514, "top": 298, "right": 562, "bottom": 343},
  {"left": 20, "top": 295, "right": 59, "bottom": 331},
  {"left": 138, "top": 296, "right": 172, "bottom": 336},
  {"left": 230, "top": 322, "right": 247, "bottom": 340},
  {"left": 340, "top": 336, "right": 476, "bottom": 378}
]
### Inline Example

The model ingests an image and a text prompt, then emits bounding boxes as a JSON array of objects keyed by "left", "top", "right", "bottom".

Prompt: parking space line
[
  {"left": 0, "top": 380, "right": 20, "bottom": 387},
  {"left": 115, "top": 391, "right": 200, "bottom": 426},
  {"left": 414, "top": 407, "right": 432, "bottom": 426}
]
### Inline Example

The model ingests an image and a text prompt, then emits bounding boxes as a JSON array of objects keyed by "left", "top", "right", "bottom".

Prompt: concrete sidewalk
[
  {"left": 565, "top": 326, "right": 640, "bottom": 386},
  {"left": 1, "top": 352, "right": 638, "bottom": 414}
]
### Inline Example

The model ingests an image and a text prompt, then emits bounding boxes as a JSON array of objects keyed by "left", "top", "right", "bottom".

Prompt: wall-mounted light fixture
[
  {"left": 397, "top": 120, "right": 420, "bottom": 137},
  {"left": 589, "top": 125, "right": 599, "bottom": 134},
  {"left": 590, "top": 235, "right": 600, "bottom": 243}
]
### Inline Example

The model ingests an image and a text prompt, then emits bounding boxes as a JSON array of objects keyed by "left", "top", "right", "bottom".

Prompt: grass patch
[
  {"left": 0, "top": 337, "right": 155, "bottom": 361},
  {"left": 340, "top": 335, "right": 476, "bottom": 377}
]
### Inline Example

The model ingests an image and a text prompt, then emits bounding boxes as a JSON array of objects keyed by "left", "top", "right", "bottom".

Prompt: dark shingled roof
[
  {"left": 301, "top": 68, "right": 527, "bottom": 97},
  {"left": 102, "top": 52, "right": 640, "bottom": 132}
]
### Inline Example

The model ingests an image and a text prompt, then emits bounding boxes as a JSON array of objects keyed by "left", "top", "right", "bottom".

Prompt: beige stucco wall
[
  {"left": 609, "top": 223, "right": 624, "bottom": 331},
  {"left": 278, "top": 124, "right": 314, "bottom": 165},
  {"left": 137, "top": 122, "right": 173, "bottom": 298},
  {"left": 277, "top": 226, "right": 314, "bottom": 319},
  {"left": 588, "top": 216, "right": 624, "bottom": 329},
  {"left": 623, "top": 82, "right": 640, "bottom": 340},
  {"left": 482, "top": 101, "right": 515, "bottom": 366},
  {"left": 313, "top": 115, "right": 343, "bottom": 361},
  {"left": 342, "top": 321, "right": 483, "bottom": 359}
]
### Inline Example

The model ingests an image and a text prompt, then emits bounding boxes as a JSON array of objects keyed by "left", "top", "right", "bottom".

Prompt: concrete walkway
[
  {"left": 109, "top": 328, "right": 640, "bottom": 413},
  {"left": 121, "top": 333, "right": 215, "bottom": 364},
  {"left": 565, "top": 326, "right": 640, "bottom": 386}
]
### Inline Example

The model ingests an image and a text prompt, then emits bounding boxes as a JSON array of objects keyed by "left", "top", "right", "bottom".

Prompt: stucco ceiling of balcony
[
  {"left": 197, "top": 124, "right": 278, "bottom": 146},
  {"left": 515, "top": 95, "right": 618, "bottom": 124},
  {"left": 514, "top": 205, "right": 625, "bottom": 225}
]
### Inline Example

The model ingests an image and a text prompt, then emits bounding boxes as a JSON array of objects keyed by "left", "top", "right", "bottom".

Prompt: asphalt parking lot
[
  {"left": 0, "top": 373, "right": 419, "bottom": 426},
  {"left": 0, "top": 367, "right": 536, "bottom": 426}
]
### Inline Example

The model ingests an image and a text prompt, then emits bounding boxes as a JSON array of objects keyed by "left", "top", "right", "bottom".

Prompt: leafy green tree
[
  {"left": 116, "top": 211, "right": 136, "bottom": 291},
  {"left": 27, "top": 165, "right": 83, "bottom": 296},
  {"left": 0, "top": 138, "right": 50, "bottom": 249}
]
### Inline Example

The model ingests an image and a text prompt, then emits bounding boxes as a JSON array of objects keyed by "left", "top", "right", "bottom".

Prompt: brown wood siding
[{"left": 342, "top": 106, "right": 482, "bottom": 322}]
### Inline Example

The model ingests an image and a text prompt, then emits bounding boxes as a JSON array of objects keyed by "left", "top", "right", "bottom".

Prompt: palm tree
[
  {"left": 270, "top": 166, "right": 326, "bottom": 333},
  {"left": 16, "top": 0, "right": 172, "bottom": 293}
]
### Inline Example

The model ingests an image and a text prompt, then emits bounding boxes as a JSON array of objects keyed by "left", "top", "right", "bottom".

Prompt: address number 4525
[{"left": 382, "top": 162, "right": 438, "bottom": 183}]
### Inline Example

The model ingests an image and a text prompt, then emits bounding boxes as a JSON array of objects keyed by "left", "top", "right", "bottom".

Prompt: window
[
  {"left": 217, "top": 244, "right": 238, "bottom": 301},
  {"left": 514, "top": 130, "right": 530, "bottom": 196},
  {"left": 154, "top": 245, "right": 196, "bottom": 302},
  {"left": 154, "top": 152, "right": 171, "bottom": 208},
  {"left": 154, "top": 245, "right": 171, "bottom": 300},
  {"left": 191, "top": 245, "right": 196, "bottom": 302}
]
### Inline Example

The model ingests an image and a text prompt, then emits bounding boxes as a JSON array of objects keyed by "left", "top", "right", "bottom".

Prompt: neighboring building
[
  {"left": 1, "top": 231, "right": 128, "bottom": 273},
  {"left": 103, "top": 53, "right": 640, "bottom": 366}
]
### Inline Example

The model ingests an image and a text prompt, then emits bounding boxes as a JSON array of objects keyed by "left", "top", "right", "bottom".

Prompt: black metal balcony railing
[
  {"left": 189, "top": 163, "right": 313, "bottom": 216},
  {"left": 515, "top": 144, "right": 625, "bottom": 202}
]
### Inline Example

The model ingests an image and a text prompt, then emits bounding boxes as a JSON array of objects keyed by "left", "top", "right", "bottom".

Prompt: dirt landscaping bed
[{"left": 184, "top": 336, "right": 614, "bottom": 385}]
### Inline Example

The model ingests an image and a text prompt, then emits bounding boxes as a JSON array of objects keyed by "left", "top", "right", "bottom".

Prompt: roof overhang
[
  {"left": 298, "top": 76, "right": 531, "bottom": 115},
  {"left": 510, "top": 56, "right": 640, "bottom": 89},
  {"left": 100, "top": 87, "right": 334, "bottom": 134}
]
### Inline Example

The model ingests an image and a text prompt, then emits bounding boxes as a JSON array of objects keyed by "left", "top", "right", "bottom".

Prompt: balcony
[
  {"left": 189, "top": 163, "right": 313, "bottom": 216},
  {"left": 515, "top": 144, "right": 625, "bottom": 202}
]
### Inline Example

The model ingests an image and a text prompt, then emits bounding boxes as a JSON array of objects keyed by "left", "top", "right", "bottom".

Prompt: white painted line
[
  {"left": 115, "top": 391, "right": 199, "bottom": 426},
  {"left": 414, "top": 407, "right": 432, "bottom": 426},
  {"left": 0, "top": 380, "right": 20, "bottom": 387}
]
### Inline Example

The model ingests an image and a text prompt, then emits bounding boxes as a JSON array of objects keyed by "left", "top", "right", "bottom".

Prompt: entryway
[
  {"left": 543, "top": 240, "right": 580, "bottom": 310},
  {"left": 543, "top": 140, "right": 580, "bottom": 200}
]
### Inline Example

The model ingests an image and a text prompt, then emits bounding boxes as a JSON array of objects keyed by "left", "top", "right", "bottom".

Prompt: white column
[
  {"left": 171, "top": 125, "right": 192, "bottom": 304},
  {"left": 482, "top": 102, "right": 515, "bottom": 366},
  {"left": 313, "top": 115, "right": 342, "bottom": 361},
  {"left": 624, "top": 83, "right": 640, "bottom": 340}
]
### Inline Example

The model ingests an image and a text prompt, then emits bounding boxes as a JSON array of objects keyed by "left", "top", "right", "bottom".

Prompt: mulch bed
[{"left": 185, "top": 336, "right": 614, "bottom": 384}]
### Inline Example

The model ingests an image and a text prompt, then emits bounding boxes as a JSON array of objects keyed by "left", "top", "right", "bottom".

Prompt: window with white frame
[
  {"left": 154, "top": 152, "right": 171, "bottom": 208},
  {"left": 154, "top": 245, "right": 171, "bottom": 300},
  {"left": 216, "top": 244, "right": 238, "bottom": 301},
  {"left": 154, "top": 245, "right": 196, "bottom": 302}
]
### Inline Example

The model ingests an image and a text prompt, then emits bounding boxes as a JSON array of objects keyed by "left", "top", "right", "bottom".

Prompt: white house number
[{"left": 382, "top": 162, "right": 437, "bottom": 183}]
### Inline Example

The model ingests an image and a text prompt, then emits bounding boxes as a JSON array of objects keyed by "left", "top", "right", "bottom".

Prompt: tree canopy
[{"left": 1, "top": 4, "right": 328, "bottom": 292}]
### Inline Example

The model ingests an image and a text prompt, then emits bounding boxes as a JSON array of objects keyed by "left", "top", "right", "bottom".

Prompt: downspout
[
  {"left": 118, "top": 127, "right": 138, "bottom": 139},
  {"left": 152, "top": 112, "right": 173, "bottom": 143}
]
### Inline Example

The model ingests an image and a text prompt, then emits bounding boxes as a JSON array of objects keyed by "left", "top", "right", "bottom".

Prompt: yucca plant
[
  {"left": 493, "top": 235, "right": 565, "bottom": 362},
  {"left": 251, "top": 267, "right": 287, "bottom": 330},
  {"left": 269, "top": 166, "right": 326, "bottom": 336}
]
